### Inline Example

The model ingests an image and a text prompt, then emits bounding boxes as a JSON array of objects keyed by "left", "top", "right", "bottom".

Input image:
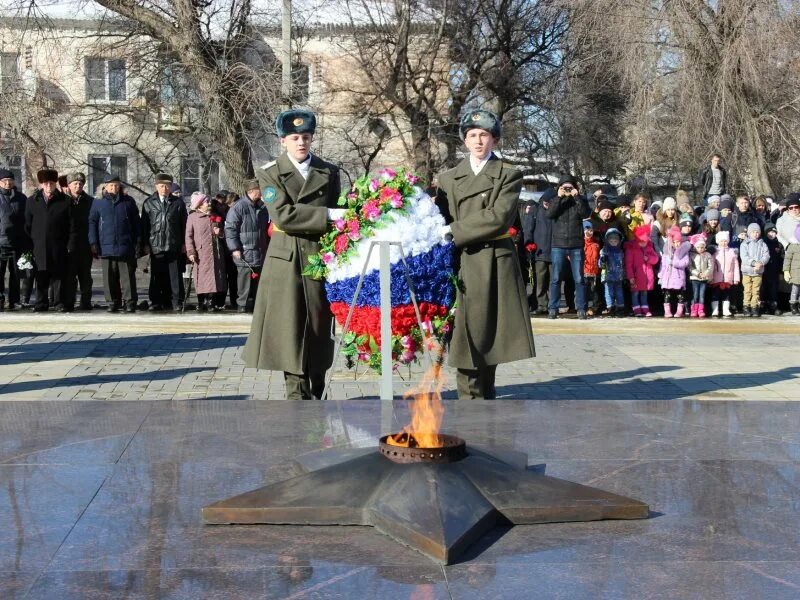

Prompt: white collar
[
  {"left": 470, "top": 152, "right": 493, "bottom": 175},
  {"left": 289, "top": 153, "right": 313, "bottom": 179}
]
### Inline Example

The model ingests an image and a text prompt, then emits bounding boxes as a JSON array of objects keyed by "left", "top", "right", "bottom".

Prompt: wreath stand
[{"left": 321, "top": 240, "right": 436, "bottom": 401}]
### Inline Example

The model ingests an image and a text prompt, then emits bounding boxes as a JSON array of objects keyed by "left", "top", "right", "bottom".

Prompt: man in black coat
[
  {"left": 699, "top": 154, "right": 727, "bottom": 200},
  {"left": 0, "top": 168, "right": 32, "bottom": 310},
  {"left": 64, "top": 172, "right": 94, "bottom": 311},
  {"left": 24, "top": 168, "right": 76, "bottom": 312},
  {"left": 140, "top": 173, "right": 188, "bottom": 311},
  {"left": 523, "top": 187, "right": 555, "bottom": 314},
  {"left": 546, "top": 174, "right": 591, "bottom": 319}
]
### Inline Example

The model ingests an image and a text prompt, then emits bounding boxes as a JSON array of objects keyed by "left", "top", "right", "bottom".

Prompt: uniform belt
[
  {"left": 492, "top": 233, "right": 511, "bottom": 240},
  {"left": 272, "top": 224, "right": 284, "bottom": 233}
]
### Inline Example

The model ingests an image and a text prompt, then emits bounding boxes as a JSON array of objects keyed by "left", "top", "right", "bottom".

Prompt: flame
[{"left": 387, "top": 340, "right": 446, "bottom": 448}]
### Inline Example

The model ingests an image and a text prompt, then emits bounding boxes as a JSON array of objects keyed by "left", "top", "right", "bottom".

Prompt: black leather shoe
[
  {"left": 578, "top": 311, "right": 587, "bottom": 320},
  {"left": 148, "top": 304, "right": 161, "bottom": 312},
  {"left": 33, "top": 304, "right": 48, "bottom": 312},
  {"left": 547, "top": 310, "right": 557, "bottom": 319},
  {"left": 125, "top": 303, "right": 136, "bottom": 313}
]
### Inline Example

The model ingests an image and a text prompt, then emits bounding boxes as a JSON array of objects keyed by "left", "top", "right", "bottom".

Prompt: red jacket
[{"left": 583, "top": 237, "right": 600, "bottom": 276}]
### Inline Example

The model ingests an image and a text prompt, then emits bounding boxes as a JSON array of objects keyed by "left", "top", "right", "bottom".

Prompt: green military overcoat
[
  {"left": 242, "top": 153, "right": 341, "bottom": 374},
  {"left": 437, "top": 155, "right": 536, "bottom": 369}
]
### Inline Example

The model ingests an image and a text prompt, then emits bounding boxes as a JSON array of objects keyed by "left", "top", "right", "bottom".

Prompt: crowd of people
[
  {"left": 0, "top": 167, "right": 271, "bottom": 313},
  {"left": 3, "top": 153, "right": 800, "bottom": 323},
  {"left": 520, "top": 162, "right": 800, "bottom": 319}
]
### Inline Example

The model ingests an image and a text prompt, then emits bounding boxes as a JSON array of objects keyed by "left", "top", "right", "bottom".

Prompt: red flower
[
  {"left": 334, "top": 235, "right": 350, "bottom": 254},
  {"left": 250, "top": 272, "right": 260, "bottom": 280},
  {"left": 210, "top": 215, "right": 223, "bottom": 224}
]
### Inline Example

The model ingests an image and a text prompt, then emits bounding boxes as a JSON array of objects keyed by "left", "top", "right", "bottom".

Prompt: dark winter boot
[
  {"left": 792, "top": 303, "right": 799, "bottom": 316},
  {"left": 771, "top": 302, "right": 782, "bottom": 316}
]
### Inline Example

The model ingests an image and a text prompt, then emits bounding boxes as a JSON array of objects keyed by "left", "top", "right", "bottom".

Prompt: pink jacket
[
  {"left": 711, "top": 247, "right": 740, "bottom": 285},
  {"left": 624, "top": 239, "right": 659, "bottom": 291}
]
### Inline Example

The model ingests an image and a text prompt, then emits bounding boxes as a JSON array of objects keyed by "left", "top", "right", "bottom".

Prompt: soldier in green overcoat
[
  {"left": 242, "top": 109, "right": 344, "bottom": 399},
  {"left": 436, "top": 109, "right": 536, "bottom": 399}
]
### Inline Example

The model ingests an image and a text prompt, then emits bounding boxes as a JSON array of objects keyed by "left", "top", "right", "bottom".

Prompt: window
[
  {"left": 85, "top": 58, "right": 127, "bottom": 102},
  {"left": 0, "top": 53, "right": 19, "bottom": 93},
  {"left": 0, "top": 147, "right": 23, "bottom": 183},
  {"left": 161, "top": 65, "right": 200, "bottom": 106},
  {"left": 89, "top": 155, "right": 128, "bottom": 195},
  {"left": 181, "top": 157, "right": 220, "bottom": 196}
]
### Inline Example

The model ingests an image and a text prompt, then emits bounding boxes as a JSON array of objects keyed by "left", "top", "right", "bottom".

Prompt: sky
[{"left": 4, "top": 0, "right": 374, "bottom": 25}]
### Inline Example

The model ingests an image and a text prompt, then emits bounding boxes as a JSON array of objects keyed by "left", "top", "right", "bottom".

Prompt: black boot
[
  {"left": 792, "top": 303, "right": 799, "bottom": 316},
  {"left": 753, "top": 305, "right": 761, "bottom": 318},
  {"left": 771, "top": 303, "right": 782, "bottom": 316},
  {"left": 743, "top": 306, "right": 752, "bottom": 318}
]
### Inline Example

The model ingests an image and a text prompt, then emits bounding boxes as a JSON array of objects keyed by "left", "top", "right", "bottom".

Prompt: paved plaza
[{"left": 1, "top": 314, "right": 799, "bottom": 598}]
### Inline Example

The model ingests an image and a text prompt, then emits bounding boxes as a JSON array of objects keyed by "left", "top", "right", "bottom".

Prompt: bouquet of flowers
[
  {"left": 304, "top": 168, "right": 456, "bottom": 372},
  {"left": 16, "top": 252, "right": 34, "bottom": 271}
]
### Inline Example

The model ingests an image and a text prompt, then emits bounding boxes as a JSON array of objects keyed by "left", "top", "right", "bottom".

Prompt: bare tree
[
  {"left": 566, "top": 0, "right": 800, "bottom": 196},
  {"left": 326, "top": 0, "right": 566, "bottom": 182}
]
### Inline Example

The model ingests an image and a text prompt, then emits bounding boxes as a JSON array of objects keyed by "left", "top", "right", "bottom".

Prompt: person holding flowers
[
  {"left": 242, "top": 109, "right": 342, "bottom": 400},
  {"left": 185, "top": 192, "right": 227, "bottom": 312},
  {"left": 435, "top": 109, "right": 535, "bottom": 399}
]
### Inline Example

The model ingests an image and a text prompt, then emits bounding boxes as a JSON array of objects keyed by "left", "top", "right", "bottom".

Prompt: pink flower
[
  {"left": 369, "top": 179, "right": 380, "bottom": 193},
  {"left": 357, "top": 351, "right": 370, "bottom": 362},
  {"left": 334, "top": 235, "right": 349, "bottom": 255},
  {"left": 441, "top": 322, "right": 451, "bottom": 334},
  {"left": 379, "top": 187, "right": 403, "bottom": 209},
  {"left": 322, "top": 252, "right": 335, "bottom": 264},
  {"left": 347, "top": 219, "right": 361, "bottom": 241},
  {"left": 362, "top": 200, "right": 382, "bottom": 222},
  {"left": 400, "top": 350, "right": 416, "bottom": 364},
  {"left": 334, "top": 218, "right": 346, "bottom": 232},
  {"left": 378, "top": 168, "right": 397, "bottom": 181},
  {"left": 400, "top": 336, "right": 417, "bottom": 352},
  {"left": 347, "top": 191, "right": 358, "bottom": 200},
  {"left": 405, "top": 172, "right": 419, "bottom": 184}
]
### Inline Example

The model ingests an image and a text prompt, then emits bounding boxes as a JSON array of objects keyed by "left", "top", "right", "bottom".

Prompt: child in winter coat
[
  {"left": 785, "top": 223, "right": 800, "bottom": 315},
  {"left": 658, "top": 225, "right": 692, "bottom": 318},
  {"left": 625, "top": 224, "right": 659, "bottom": 317},
  {"left": 710, "top": 231, "right": 740, "bottom": 318},
  {"left": 600, "top": 228, "right": 625, "bottom": 317},
  {"left": 762, "top": 224, "right": 784, "bottom": 315},
  {"left": 688, "top": 234, "right": 714, "bottom": 317},
  {"left": 582, "top": 220, "right": 602, "bottom": 315},
  {"left": 738, "top": 222, "right": 770, "bottom": 317}
]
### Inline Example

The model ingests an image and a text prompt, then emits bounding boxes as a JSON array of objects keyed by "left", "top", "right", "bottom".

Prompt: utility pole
[{"left": 282, "top": 0, "right": 292, "bottom": 108}]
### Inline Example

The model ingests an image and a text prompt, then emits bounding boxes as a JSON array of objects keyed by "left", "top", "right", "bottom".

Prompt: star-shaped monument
[{"left": 203, "top": 438, "right": 649, "bottom": 564}]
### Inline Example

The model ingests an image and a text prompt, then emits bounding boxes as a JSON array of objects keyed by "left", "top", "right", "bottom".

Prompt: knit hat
[
  {"left": 605, "top": 227, "right": 622, "bottom": 241},
  {"left": 558, "top": 174, "right": 577, "bottom": 187},
  {"left": 705, "top": 208, "right": 720, "bottom": 222},
  {"left": 747, "top": 222, "right": 761, "bottom": 236},
  {"left": 706, "top": 195, "right": 721, "bottom": 206},
  {"left": 662, "top": 197, "right": 677, "bottom": 211},
  {"left": 67, "top": 172, "right": 86, "bottom": 184},
  {"left": 679, "top": 213, "right": 694, "bottom": 227},
  {"left": 596, "top": 198, "right": 613, "bottom": 212},
  {"left": 582, "top": 220, "right": 593, "bottom": 230},
  {"left": 36, "top": 169, "right": 59, "bottom": 184},
  {"left": 690, "top": 234, "right": 707, "bottom": 248},
  {"left": 190, "top": 191, "right": 209, "bottom": 211},
  {"left": 786, "top": 194, "right": 800, "bottom": 209},
  {"left": 765, "top": 223, "right": 777, "bottom": 234},
  {"left": 633, "top": 225, "right": 651, "bottom": 243},
  {"left": 720, "top": 193, "right": 733, "bottom": 204},
  {"left": 715, "top": 230, "right": 730, "bottom": 244},
  {"left": 0, "top": 168, "right": 14, "bottom": 180},
  {"left": 719, "top": 197, "right": 734, "bottom": 211},
  {"left": 668, "top": 225, "right": 682, "bottom": 243}
]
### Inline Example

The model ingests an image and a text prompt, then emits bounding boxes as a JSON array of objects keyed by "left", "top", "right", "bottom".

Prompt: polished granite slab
[{"left": 1, "top": 399, "right": 799, "bottom": 598}]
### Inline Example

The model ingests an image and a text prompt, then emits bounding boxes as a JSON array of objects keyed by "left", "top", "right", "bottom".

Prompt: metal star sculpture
[{"left": 203, "top": 441, "right": 649, "bottom": 564}]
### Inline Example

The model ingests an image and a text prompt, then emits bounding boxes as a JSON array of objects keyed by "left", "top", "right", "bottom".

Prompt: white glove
[
  {"left": 440, "top": 225, "right": 452, "bottom": 241},
  {"left": 327, "top": 208, "right": 346, "bottom": 220}
]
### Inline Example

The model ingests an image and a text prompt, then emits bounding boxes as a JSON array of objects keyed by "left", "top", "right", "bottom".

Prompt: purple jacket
[{"left": 658, "top": 241, "right": 691, "bottom": 289}]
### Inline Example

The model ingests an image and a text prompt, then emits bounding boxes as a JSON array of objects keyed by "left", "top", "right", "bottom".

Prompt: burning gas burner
[
  {"left": 203, "top": 433, "right": 649, "bottom": 564},
  {"left": 379, "top": 433, "right": 466, "bottom": 463}
]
